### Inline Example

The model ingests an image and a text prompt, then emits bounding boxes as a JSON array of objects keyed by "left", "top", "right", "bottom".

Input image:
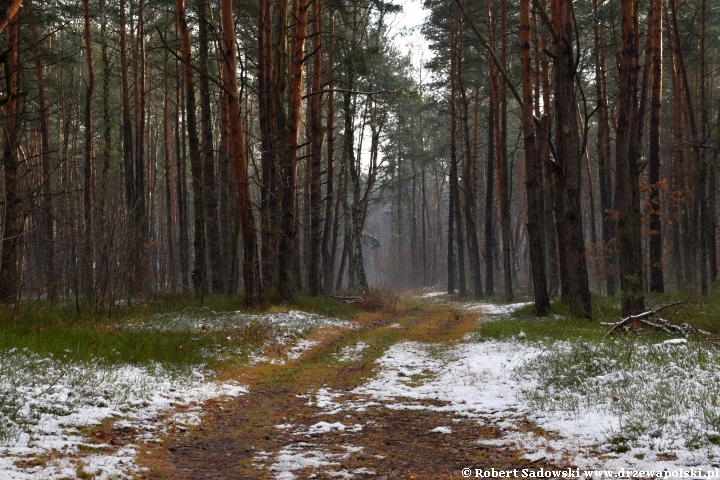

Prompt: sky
[{"left": 388, "top": 0, "right": 431, "bottom": 76}]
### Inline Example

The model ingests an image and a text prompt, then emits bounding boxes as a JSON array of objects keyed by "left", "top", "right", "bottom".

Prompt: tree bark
[
  {"left": 321, "top": 11, "right": 335, "bottom": 294},
  {"left": 176, "top": 0, "right": 208, "bottom": 298},
  {"left": 458, "top": 18, "right": 483, "bottom": 299},
  {"left": 521, "top": 0, "right": 549, "bottom": 315},
  {"left": 196, "top": 0, "right": 221, "bottom": 294},
  {"left": 552, "top": 0, "right": 592, "bottom": 318},
  {"left": 0, "top": 14, "right": 20, "bottom": 302},
  {"left": 307, "top": 0, "right": 323, "bottom": 296},
  {"left": 648, "top": 0, "right": 664, "bottom": 293},
  {"left": 220, "top": 0, "right": 262, "bottom": 306}
]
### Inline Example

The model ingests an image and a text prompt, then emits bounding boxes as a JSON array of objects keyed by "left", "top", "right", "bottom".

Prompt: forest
[
  {"left": 0, "top": 0, "right": 715, "bottom": 319},
  {"left": 3, "top": 0, "right": 720, "bottom": 476}
]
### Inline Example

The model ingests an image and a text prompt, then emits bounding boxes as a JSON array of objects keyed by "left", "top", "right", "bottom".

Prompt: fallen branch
[{"left": 604, "top": 302, "right": 687, "bottom": 337}]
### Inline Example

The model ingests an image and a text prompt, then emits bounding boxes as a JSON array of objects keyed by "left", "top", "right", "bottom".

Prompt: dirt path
[{"left": 138, "top": 304, "right": 551, "bottom": 479}]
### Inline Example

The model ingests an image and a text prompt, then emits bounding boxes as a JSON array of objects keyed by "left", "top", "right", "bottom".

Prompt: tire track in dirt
[{"left": 139, "top": 304, "right": 558, "bottom": 479}]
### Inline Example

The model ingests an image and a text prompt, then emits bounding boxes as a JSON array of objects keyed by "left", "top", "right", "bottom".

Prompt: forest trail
[{"left": 138, "top": 301, "right": 552, "bottom": 479}]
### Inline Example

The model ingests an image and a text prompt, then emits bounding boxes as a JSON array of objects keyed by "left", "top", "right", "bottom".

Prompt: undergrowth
[
  {"left": 471, "top": 290, "right": 720, "bottom": 454},
  {"left": 514, "top": 338, "right": 720, "bottom": 453},
  {"left": 0, "top": 294, "right": 358, "bottom": 367},
  {"left": 476, "top": 292, "right": 720, "bottom": 344}
]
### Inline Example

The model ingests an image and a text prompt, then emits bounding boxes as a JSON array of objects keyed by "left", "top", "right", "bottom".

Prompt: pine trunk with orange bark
[
  {"left": 220, "top": 0, "right": 262, "bottom": 306},
  {"left": 278, "top": 0, "right": 308, "bottom": 302}
]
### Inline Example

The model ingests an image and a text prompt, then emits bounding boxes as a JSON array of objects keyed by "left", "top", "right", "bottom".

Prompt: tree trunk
[
  {"left": 499, "top": 0, "right": 513, "bottom": 302},
  {"left": 30, "top": 0, "right": 54, "bottom": 298},
  {"left": 176, "top": 0, "right": 208, "bottom": 298},
  {"left": 163, "top": 48, "right": 176, "bottom": 292},
  {"left": 664, "top": 6, "right": 681, "bottom": 289},
  {"left": 220, "top": 0, "right": 262, "bottom": 306},
  {"left": 307, "top": 0, "right": 323, "bottom": 296},
  {"left": 593, "top": 0, "right": 615, "bottom": 296},
  {"left": 197, "top": 0, "right": 222, "bottom": 294},
  {"left": 668, "top": 0, "right": 702, "bottom": 292},
  {"left": 120, "top": 0, "right": 139, "bottom": 295},
  {"left": 277, "top": 0, "right": 308, "bottom": 302},
  {"left": 698, "top": 0, "right": 709, "bottom": 294},
  {"left": 648, "top": 0, "right": 664, "bottom": 293},
  {"left": 484, "top": 6, "right": 497, "bottom": 296},
  {"left": 552, "top": 0, "right": 592, "bottom": 318},
  {"left": 258, "top": 0, "right": 280, "bottom": 294},
  {"left": 0, "top": 14, "right": 20, "bottom": 303},
  {"left": 321, "top": 11, "right": 335, "bottom": 294},
  {"left": 520, "top": 0, "right": 549, "bottom": 315},
  {"left": 176, "top": 38, "right": 190, "bottom": 289},
  {"left": 448, "top": 23, "right": 465, "bottom": 296},
  {"left": 82, "top": 0, "right": 95, "bottom": 300},
  {"left": 134, "top": 0, "right": 147, "bottom": 294},
  {"left": 458, "top": 18, "right": 483, "bottom": 299},
  {"left": 615, "top": 0, "right": 645, "bottom": 315}
]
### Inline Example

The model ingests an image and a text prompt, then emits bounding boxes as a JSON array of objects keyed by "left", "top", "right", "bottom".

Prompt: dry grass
[{"left": 357, "top": 287, "right": 399, "bottom": 312}]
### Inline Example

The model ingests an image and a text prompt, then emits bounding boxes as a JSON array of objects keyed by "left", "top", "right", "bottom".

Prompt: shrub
[{"left": 358, "top": 288, "right": 398, "bottom": 312}]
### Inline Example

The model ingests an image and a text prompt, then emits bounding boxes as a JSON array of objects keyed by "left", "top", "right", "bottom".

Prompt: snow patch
[
  {"left": 430, "top": 426, "right": 452, "bottom": 434},
  {"left": 297, "top": 422, "right": 363, "bottom": 436}
]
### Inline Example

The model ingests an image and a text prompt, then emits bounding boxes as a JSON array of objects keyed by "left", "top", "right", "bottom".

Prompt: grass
[
  {"left": 514, "top": 337, "right": 720, "bottom": 453},
  {"left": 466, "top": 289, "right": 720, "bottom": 455},
  {"left": 474, "top": 291, "right": 720, "bottom": 344},
  {"left": 0, "top": 294, "right": 360, "bottom": 368}
]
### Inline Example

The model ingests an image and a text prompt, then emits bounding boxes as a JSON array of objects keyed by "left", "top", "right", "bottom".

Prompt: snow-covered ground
[
  {"left": 0, "top": 309, "right": 355, "bottom": 479},
  {"left": 254, "top": 299, "right": 720, "bottom": 478},
  {"left": 416, "top": 289, "right": 533, "bottom": 316},
  {"left": 0, "top": 350, "right": 245, "bottom": 479},
  {"left": 8, "top": 302, "right": 719, "bottom": 478},
  {"left": 309, "top": 337, "right": 720, "bottom": 475}
]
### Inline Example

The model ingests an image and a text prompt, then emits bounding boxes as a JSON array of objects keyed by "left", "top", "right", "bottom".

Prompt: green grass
[
  {"left": 290, "top": 295, "right": 357, "bottom": 319},
  {"left": 0, "top": 293, "right": 358, "bottom": 367},
  {"left": 475, "top": 292, "right": 720, "bottom": 344}
]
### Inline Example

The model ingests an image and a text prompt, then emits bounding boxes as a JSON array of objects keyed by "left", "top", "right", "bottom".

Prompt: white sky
[{"left": 388, "top": 0, "right": 431, "bottom": 75}]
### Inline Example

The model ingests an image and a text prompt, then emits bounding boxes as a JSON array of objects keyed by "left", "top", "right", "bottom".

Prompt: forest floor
[
  {"left": 138, "top": 299, "right": 546, "bottom": 480},
  {"left": 3, "top": 292, "right": 720, "bottom": 479}
]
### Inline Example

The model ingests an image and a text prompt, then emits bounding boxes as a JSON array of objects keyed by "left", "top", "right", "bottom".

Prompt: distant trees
[{"left": 0, "top": 0, "right": 718, "bottom": 313}]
